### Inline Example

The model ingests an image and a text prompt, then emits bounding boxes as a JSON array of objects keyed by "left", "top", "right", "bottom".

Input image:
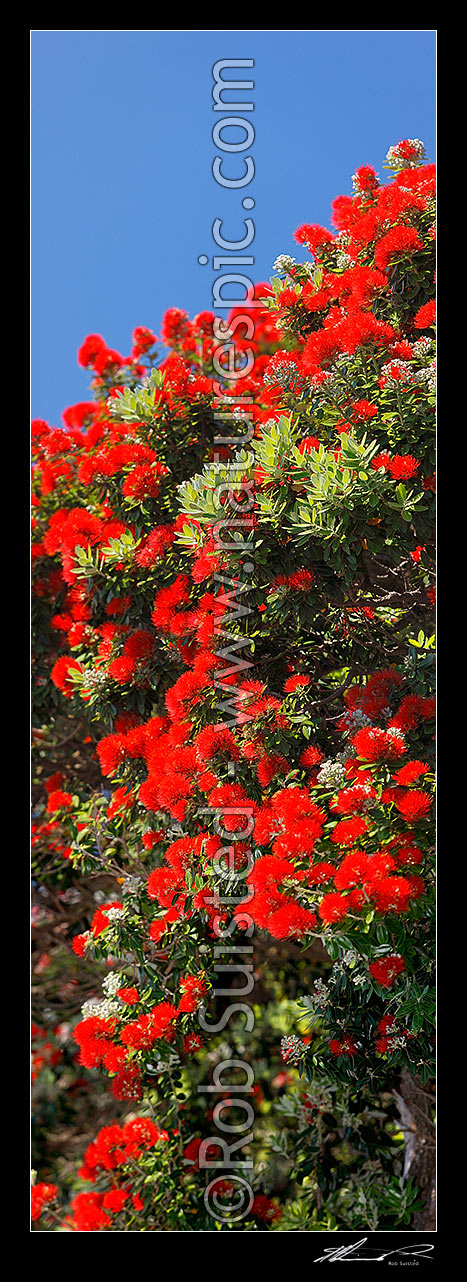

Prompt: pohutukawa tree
[{"left": 31, "top": 138, "right": 435, "bottom": 1232}]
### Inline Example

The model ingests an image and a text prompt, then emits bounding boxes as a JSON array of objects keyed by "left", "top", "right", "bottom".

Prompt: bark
[{"left": 393, "top": 1068, "right": 436, "bottom": 1230}]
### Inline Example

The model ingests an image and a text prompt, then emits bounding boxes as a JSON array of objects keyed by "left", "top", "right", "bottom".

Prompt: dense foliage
[{"left": 31, "top": 138, "right": 435, "bottom": 1232}]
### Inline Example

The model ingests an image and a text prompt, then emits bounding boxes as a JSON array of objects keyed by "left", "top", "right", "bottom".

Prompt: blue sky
[{"left": 31, "top": 29, "right": 436, "bottom": 425}]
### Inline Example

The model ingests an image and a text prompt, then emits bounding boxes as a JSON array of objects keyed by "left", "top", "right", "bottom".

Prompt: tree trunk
[{"left": 393, "top": 1069, "right": 436, "bottom": 1230}]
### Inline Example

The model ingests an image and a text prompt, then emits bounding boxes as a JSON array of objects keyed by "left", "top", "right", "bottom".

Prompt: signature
[{"left": 314, "top": 1239, "right": 434, "bottom": 1263}]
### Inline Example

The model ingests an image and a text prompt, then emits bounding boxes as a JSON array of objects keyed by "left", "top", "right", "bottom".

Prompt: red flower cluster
[
  {"left": 31, "top": 140, "right": 435, "bottom": 1231},
  {"left": 369, "top": 955, "right": 406, "bottom": 988},
  {"left": 31, "top": 1182, "right": 58, "bottom": 1223}
]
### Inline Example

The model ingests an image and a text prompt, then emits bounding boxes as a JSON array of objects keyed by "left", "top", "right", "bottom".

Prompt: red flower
[
  {"left": 318, "top": 892, "right": 348, "bottom": 925},
  {"left": 72, "top": 932, "right": 90, "bottom": 957},
  {"left": 117, "top": 987, "right": 139, "bottom": 1004},
  {"left": 251, "top": 1194, "right": 282, "bottom": 1223},
  {"left": 51, "top": 655, "right": 83, "bottom": 699},
  {"left": 31, "top": 1182, "right": 58, "bottom": 1222},
  {"left": 369, "top": 955, "right": 406, "bottom": 988},
  {"left": 178, "top": 973, "right": 207, "bottom": 1012},
  {"left": 294, "top": 223, "right": 334, "bottom": 255},
  {"left": 331, "top": 816, "right": 368, "bottom": 845},
  {"left": 77, "top": 333, "right": 107, "bottom": 368},
  {"left": 388, "top": 455, "right": 420, "bottom": 481},
  {"left": 370, "top": 876, "right": 414, "bottom": 914},
  {"left": 352, "top": 726, "right": 407, "bottom": 762},
  {"left": 392, "top": 761, "right": 429, "bottom": 786},
  {"left": 374, "top": 224, "right": 422, "bottom": 271},
  {"left": 329, "top": 1035, "right": 357, "bottom": 1057},
  {"left": 102, "top": 1189, "right": 130, "bottom": 1213},
  {"left": 284, "top": 674, "right": 310, "bottom": 693},
  {"left": 414, "top": 299, "right": 436, "bottom": 329},
  {"left": 131, "top": 325, "right": 157, "bottom": 355},
  {"left": 71, "top": 1192, "right": 110, "bottom": 1231},
  {"left": 393, "top": 790, "right": 432, "bottom": 821},
  {"left": 183, "top": 1137, "right": 202, "bottom": 1170}
]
